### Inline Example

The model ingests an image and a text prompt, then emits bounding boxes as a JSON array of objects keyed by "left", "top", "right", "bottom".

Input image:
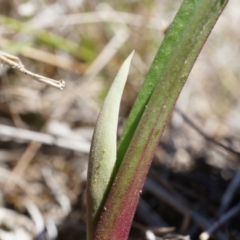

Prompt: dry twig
[{"left": 0, "top": 50, "right": 65, "bottom": 90}]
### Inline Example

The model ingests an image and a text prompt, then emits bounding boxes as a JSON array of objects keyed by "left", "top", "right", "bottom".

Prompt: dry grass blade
[{"left": 0, "top": 50, "right": 65, "bottom": 90}]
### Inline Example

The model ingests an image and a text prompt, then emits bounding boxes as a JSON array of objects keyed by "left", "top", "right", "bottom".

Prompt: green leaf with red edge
[{"left": 93, "top": 0, "right": 228, "bottom": 239}]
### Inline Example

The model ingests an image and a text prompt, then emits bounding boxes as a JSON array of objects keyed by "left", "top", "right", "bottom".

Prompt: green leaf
[
  {"left": 86, "top": 51, "right": 134, "bottom": 240},
  {"left": 117, "top": 0, "right": 228, "bottom": 172},
  {"left": 93, "top": 0, "right": 228, "bottom": 239}
]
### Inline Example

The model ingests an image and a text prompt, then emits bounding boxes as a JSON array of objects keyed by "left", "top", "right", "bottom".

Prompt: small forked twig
[{"left": 0, "top": 50, "right": 65, "bottom": 90}]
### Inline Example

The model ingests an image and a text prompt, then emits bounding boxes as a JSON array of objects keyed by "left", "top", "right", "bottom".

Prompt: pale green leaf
[{"left": 87, "top": 51, "right": 134, "bottom": 239}]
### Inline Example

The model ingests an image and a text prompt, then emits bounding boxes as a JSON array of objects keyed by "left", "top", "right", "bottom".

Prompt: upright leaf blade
[
  {"left": 86, "top": 51, "right": 134, "bottom": 239},
  {"left": 94, "top": 1, "right": 228, "bottom": 239},
  {"left": 117, "top": 0, "right": 228, "bottom": 171}
]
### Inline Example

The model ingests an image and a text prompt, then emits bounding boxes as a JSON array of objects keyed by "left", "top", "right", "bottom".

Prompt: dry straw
[{"left": 0, "top": 50, "right": 65, "bottom": 90}]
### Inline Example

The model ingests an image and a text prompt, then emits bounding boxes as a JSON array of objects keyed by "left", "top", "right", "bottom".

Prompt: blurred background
[{"left": 0, "top": 0, "right": 240, "bottom": 239}]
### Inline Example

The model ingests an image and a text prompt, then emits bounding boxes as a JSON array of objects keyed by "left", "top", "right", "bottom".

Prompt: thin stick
[
  {"left": 0, "top": 50, "right": 65, "bottom": 90},
  {"left": 175, "top": 108, "right": 240, "bottom": 157}
]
